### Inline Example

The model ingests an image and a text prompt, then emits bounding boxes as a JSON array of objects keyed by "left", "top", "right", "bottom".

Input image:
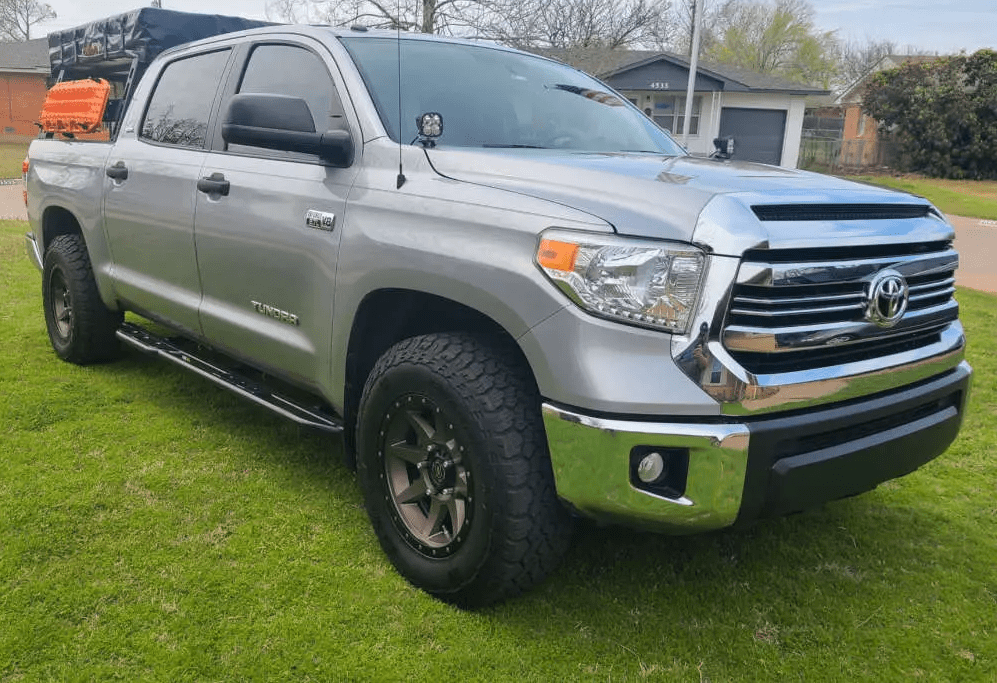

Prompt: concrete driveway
[{"left": 1, "top": 184, "right": 993, "bottom": 294}]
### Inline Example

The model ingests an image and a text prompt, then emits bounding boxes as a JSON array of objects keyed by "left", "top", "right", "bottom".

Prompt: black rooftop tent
[
  {"left": 45, "top": 8, "right": 273, "bottom": 136},
  {"left": 48, "top": 7, "right": 272, "bottom": 80}
]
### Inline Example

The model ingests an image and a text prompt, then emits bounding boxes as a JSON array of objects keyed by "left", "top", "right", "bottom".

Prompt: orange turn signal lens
[
  {"left": 22, "top": 158, "right": 29, "bottom": 175},
  {"left": 537, "top": 239, "right": 578, "bottom": 273}
]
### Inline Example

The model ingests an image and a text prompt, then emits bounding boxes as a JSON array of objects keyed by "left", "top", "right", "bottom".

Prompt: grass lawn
[
  {"left": 0, "top": 142, "right": 29, "bottom": 179},
  {"left": 846, "top": 175, "right": 997, "bottom": 221},
  {"left": 2, "top": 218, "right": 996, "bottom": 681}
]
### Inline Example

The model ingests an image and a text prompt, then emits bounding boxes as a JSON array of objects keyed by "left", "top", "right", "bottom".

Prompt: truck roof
[{"left": 47, "top": 7, "right": 272, "bottom": 80}]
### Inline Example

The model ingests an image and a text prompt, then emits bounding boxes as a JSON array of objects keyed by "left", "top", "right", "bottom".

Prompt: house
[
  {"left": 544, "top": 47, "right": 829, "bottom": 167},
  {"left": 0, "top": 38, "right": 49, "bottom": 140},
  {"left": 829, "top": 54, "right": 940, "bottom": 168}
]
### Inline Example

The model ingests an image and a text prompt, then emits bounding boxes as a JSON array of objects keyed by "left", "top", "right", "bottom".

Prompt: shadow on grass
[
  {"left": 98, "top": 346, "right": 354, "bottom": 484},
  {"left": 97, "top": 346, "right": 989, "bottom": 631}
]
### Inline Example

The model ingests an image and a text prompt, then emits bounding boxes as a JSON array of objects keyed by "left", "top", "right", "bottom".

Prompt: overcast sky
[{"left": 38, "top": 0, "right": 995, "bottom": 55}]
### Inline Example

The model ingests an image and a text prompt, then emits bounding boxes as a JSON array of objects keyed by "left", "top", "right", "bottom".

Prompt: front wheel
[
  {"left": 42, "top": 233, "right": 122, "bottom": 364},
  {"left": 356, "top": 333, "right": 572, "bottom": 607}
]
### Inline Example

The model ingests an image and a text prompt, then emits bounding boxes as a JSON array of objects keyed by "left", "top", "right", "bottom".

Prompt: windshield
[{"left": 340, "top": 37, "right": 686, "bottom": 155}]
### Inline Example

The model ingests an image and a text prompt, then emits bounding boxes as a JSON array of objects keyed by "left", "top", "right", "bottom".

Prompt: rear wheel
[
  {"left": 42, "top": 234, "right": 122, "bottom": 364},
  {"left": 357, "top": 332, "right": 572, "bottom": 607}
]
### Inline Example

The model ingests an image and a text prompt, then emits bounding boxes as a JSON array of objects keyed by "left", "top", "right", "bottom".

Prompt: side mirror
[
  {"left": 712, "top": 136, "right": 734, "bottom": 159},
  {"left": 221, "top": 93, "right": 354, "bottom": 168}
]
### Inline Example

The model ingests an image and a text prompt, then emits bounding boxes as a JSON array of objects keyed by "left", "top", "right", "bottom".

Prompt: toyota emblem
[{"left": 865, "top": 269, "right": 909, "bottom": 327}]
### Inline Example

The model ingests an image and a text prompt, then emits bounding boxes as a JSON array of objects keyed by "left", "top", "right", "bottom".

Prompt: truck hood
[{"left": 425, "top": 149, "right": 942, "bottom": 253}]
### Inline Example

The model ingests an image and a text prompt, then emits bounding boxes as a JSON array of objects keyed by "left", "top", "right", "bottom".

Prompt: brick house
[
  {"left": 0, "top": 38, "right": 49, "bottom": 140},
  {"left": 832, "top": 55, "right": 940, "bottom": 168}
]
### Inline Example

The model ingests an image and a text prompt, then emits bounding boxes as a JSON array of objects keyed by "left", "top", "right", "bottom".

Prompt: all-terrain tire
[
  {"left": 356, "top": 332, "right": 573, "bottom": 607},
  {"left": 42, "top": 233, "right": 123, "bottom": 364}
]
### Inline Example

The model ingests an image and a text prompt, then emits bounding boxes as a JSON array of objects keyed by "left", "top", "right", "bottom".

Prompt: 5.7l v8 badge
[{"left": 305, "top": 210, "right": 336, "bottom": 231}]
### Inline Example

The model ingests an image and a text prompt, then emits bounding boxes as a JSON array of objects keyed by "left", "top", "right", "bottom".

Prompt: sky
[{"left": 37, "top": 0, "right": 996, "bottom": 56}]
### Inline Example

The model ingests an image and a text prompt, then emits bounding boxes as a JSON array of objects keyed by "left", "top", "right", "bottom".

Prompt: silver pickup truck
[{"left": 26, "top": 12, "right": 971, "bottom": 607}]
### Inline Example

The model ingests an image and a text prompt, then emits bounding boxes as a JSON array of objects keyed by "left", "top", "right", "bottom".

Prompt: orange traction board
[{"left": 38, "top": 79, "right": 111, "bottom": 134}]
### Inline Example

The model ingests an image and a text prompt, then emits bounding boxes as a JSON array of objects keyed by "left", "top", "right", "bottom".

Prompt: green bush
[{"left": 864, "top": 50, "right": 997, "bottom": 179}]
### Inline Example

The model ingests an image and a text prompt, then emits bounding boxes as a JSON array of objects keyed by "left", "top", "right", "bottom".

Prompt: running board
[{"left": 115, "top": 322, "right": 343, "bottom": 433}]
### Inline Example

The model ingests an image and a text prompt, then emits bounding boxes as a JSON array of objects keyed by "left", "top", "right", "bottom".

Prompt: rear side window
[{"left": 141, "top": 49, "right": 230, "bottom": 148}]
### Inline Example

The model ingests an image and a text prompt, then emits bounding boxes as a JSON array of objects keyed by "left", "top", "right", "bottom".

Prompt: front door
[
  {"left": 193, "top": 41, "right": 359, "bottom": 388},
  {"left": 102, "top": 48, "right": 233, "bottom": 335}
]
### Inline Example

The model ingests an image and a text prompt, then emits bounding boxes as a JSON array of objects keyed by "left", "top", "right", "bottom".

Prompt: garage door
[{"left": 718, "top": 107, "right": 786, "bottom": 165}]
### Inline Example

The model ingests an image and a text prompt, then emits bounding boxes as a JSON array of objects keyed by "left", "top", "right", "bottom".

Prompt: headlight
[{"left": 536, "top": 229, "right": 707, "bottom": 334}]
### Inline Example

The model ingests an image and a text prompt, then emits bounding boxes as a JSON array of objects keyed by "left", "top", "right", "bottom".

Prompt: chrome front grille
[{"left": 723, "top": 243, "right": 959, "bottom": 374}]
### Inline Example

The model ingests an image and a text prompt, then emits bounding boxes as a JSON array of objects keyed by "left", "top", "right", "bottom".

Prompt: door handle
[
  {"left": 197, "top": 172, "right": 230, "bottom": 196},
  {"left": 106, "top": 162, "right": 128, "bottom": 181}
]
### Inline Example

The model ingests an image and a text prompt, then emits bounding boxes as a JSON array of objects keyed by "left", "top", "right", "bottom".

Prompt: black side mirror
[{"left": 221, "top": 93, "right": 354, "bottom": 168}]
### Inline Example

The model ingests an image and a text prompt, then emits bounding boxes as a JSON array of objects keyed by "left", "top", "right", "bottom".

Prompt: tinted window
[
  {"left": 141, "top": 49, "right": 230, "bottom": 148},
  {"left": 237, "top": 44, "right": 345, "bottom": 133},
  {"left": 341, "top": 38, "right": 685, "bottom": 155}
]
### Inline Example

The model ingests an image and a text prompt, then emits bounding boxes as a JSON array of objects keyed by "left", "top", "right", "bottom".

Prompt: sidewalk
[
  {"left": 0, "top": 181, "right": 25, "bottom": 220},
  {"left": 947, "top": 214, "right": 997, "bottom": 294},
  {"left": 1, "top": 184, "right": 993, "bottom": 294}
]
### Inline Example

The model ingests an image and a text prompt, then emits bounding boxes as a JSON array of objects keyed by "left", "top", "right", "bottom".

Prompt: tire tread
[
  {"left": 43, "top": 233, "right": 122, "bottom": 364},
  {"left": 358, "top": 332, "right": 572, "bottom": 606}
]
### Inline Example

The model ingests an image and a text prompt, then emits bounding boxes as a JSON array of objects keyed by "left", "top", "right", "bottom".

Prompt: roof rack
[{"left": 46, "top": 8, "right": 272, "bottom": 138}]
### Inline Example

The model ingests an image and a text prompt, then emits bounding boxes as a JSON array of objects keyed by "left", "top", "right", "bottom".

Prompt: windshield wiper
[{"left": 481, "top": 144, "right": 548, "bottom": 149}]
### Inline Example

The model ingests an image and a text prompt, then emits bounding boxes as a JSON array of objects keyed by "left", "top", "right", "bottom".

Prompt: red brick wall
[
  {"left": 840, "top": 104, "right": 880, "bottom": 167},
  {"left": 1, "top": 72, "right": 48, "bottom": 139}
]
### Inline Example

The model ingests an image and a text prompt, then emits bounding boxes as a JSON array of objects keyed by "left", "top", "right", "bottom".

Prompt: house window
[
  {"left": 702, "top": 359, "right": 726, "bottom": 386},
  {"left": 652, "top": 95, "right": 702, "bottom": 135},
  {"left": 857, "top": 114, "right": 866, "bottom": 137}
]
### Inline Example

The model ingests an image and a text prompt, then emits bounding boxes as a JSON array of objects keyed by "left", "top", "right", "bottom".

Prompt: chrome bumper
[
  {"left": 542, "top": 361, "right": 971, "bottom": 532},
  {"left": 542, "top": 403, "right": 750, "bottom": 533},
  {"left": 25, "top": 231, "right": 42, "bottom": 272}
]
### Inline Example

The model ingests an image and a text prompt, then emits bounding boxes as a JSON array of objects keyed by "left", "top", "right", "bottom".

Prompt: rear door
[
  {"left": 102, "top": 48, "right": 233, "bottom": 335},
  {"left": 193, "top": 39, "right": 360, "bottom": 388}
]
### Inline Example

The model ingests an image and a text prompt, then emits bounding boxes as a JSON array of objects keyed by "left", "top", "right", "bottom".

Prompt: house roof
[
  {"left": 835, "top": 54, "right": 942, "bottom": 105},
  {"left": 538, "top": 46, "right": 828, "bottom": 96},
  {"left": 0, "top": 38, "right": 49, "bottom": 74}
]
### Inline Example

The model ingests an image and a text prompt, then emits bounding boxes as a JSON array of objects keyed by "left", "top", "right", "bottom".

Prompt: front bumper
[
  {"left": 542, "top": 362, "right": 971, "bottom": 532},
  {"left": 25, "top": 231, "right": 43, "bottom": 272}
]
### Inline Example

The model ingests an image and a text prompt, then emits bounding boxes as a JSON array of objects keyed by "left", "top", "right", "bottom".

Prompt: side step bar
[{"left": 115, "top": 322, "right": 343, "bottom": 433}]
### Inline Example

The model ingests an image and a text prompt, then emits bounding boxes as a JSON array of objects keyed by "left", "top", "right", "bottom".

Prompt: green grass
[
  {"left": 2, "top": 218, "right": 996, "bottom": 681},
  {"left": 0, "top": 142, "right": 29, "bottom": 179},
  {"left": 847, "top": 175, "right": 997, "bottom": 220}
]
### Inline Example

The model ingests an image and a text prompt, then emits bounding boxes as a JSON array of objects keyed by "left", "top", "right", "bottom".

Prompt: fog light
[
  {"left": 637, "top": 452, "right": 666, "bottom": 483},
  {"left": 629, "top": 446, "right": 690, "bottom": 500}
]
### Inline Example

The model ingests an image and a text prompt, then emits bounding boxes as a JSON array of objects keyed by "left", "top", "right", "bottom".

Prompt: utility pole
[{"left": 681, "top": 0, "right": 703, "bottom": 147}]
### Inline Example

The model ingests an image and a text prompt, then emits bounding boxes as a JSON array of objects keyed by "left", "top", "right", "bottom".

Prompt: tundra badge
[{"left": 251, "top": 301, "right": 300, "bottom": 326}]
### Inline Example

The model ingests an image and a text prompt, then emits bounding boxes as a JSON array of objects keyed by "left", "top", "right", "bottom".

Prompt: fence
[{"left": 799, "top": 136, "right": 901, "bottom": 174}]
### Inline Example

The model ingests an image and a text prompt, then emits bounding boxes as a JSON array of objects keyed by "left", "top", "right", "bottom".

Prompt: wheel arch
[
  {"left": 341, "top": 288, "right": 539, "bottom": 468},
  {"left": 41, "top": 204, "right": 85, "bottom": 254}
]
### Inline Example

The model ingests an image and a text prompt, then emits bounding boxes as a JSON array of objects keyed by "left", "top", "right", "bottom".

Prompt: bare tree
[
  {"left": 266, "top": 0, "right": 484, "bottom": 34},
  {"left": 0, "top": 0, "right": 56, "bottom": 41},
  {"left": 485, "top": 0, "right": 672, "bottom": 50},
  {"left": 670, "top": 0, "right": 739, "bottom": 57},
  {"left": 267, "top": 0, "right": 671, "bottom": 47},
  {"left": 835, "top": 38, "right": 934, "bottom": 91}
]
